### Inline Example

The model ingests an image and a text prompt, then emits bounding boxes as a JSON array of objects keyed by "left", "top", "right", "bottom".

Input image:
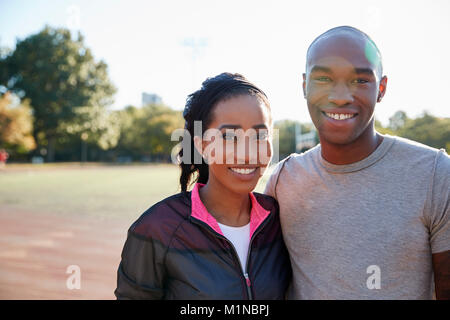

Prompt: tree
[
  {"left": 397, "top": 112, "right": 450, "bottom": 150},
  {"left": 114, "top": 104, "right": 184, "bottom": 161},
  {"left": 0, "top": 25, "right": 116, "bottom": 161},
  {"left": 388, "top": 110, "right": 409, "bottom": 131},
  {"left": 59, "top": 104, "right": 121, "bottom": 161},
  {"left": 376, "top": 111, "right": 450, "bottom": 151},
  {"left": 0, "top": 92, "right": 36, "bottom": 156}
]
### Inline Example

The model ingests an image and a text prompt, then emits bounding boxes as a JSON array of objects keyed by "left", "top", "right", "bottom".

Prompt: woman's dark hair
[{"left": 179, "top": 72, "right": 270, "bottom": 192}]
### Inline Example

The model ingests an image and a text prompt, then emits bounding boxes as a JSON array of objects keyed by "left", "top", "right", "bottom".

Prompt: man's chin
[{"left": 319, "top": 132, "right": 358, "bottom": 146}]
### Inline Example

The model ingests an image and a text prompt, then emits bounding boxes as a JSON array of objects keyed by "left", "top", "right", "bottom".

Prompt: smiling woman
[{"left": 114, "top": 72, "right": 291, "bottom": 300}]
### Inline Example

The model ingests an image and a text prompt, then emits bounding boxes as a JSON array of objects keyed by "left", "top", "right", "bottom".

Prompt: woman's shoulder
[
  {"left": 252, "top": 192, "right": 279, "bottom": 212},
  {"left": 129, "top": 192, "right": 191, "bottom": 239}
]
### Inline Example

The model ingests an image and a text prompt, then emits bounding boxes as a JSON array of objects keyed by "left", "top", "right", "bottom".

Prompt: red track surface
[{"left": 0, "top": 206, "right": 132, "bottom": 299}]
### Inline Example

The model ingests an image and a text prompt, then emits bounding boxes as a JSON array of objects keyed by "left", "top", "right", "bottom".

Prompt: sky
[{"left": 1, "top": 0, "right": 450, "bottom": 125}]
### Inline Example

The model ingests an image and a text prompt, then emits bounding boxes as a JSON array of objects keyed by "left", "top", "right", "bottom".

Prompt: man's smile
[{"left": 323, "top": 112, "right": 358, "bottom": 120}]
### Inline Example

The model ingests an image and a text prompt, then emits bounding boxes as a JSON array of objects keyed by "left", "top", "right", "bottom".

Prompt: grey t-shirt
[{"left": 264, "top": 134, "right": 450, "bottom": 299}]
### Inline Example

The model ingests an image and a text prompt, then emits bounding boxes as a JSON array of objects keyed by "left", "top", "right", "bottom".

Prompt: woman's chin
[{"left": 226, "top": 168, "right": 261, "bottom": 193}]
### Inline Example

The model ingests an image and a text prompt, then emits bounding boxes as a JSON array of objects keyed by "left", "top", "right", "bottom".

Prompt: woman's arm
[{"left": 114, "top": 231, "right": 167, "bottom": 300}]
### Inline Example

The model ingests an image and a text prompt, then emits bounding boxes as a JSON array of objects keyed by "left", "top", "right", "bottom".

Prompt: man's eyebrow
[
  {"left": 309, "top": 65, "right": 376, "bottom": 77},
  {"left": 354, "top": 67, "right": 376, "bottom": 76},
  {"left": 309, "top": 65, "right": 332, "bottom": 73}
]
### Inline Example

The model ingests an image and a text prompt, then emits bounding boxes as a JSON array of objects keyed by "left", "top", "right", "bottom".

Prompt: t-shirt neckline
[
  {"left": 317, "top": 134, "right": 396, "bottom": 173},
  {"left": 217, "top": 222, "right": 251, "bottom": 230}
]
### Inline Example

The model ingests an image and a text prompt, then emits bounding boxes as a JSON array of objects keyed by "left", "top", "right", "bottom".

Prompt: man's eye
[
  {"left": 314, "top": 76, "right": 331, "bottom": 82},
  {"left": 353, "top": 78, "right": 369, "bottom": 84}
]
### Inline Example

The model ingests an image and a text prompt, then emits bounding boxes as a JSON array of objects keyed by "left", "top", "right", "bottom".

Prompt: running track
[{"left": 0, "top": 206, "right": 132, "bottom": 299}]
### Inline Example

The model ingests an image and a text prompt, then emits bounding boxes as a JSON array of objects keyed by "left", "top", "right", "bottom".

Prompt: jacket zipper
[{"left": 190, "top": 212, "right": 273, "bottom": 300}]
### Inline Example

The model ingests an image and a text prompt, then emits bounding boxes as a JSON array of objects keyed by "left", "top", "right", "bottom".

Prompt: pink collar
[{"left": 190, "top": 183, "right": 271, "bottom": 240}]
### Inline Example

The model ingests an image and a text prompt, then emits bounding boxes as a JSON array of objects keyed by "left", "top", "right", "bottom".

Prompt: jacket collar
[{"left": 190, "top": 183, "right": 271, "bottom": 239}]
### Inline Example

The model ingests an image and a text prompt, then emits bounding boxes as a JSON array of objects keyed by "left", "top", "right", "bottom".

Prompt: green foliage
[
  {"left": 113, "top": 104, "right": 184, "bottom": 160},
  {"left": 376, "top": 111, "right": 450, "bottom": 151},
  {"left": 59, "top": 105, "right": 120, "bottom": 150},
  {"left": 0, "top": 25, "right": 116, "bottom": 161}
]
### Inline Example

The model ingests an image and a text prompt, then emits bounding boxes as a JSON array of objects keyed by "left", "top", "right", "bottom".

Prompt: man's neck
[{"left": 320, "top": 129, "right": 384, "bottom": 165}]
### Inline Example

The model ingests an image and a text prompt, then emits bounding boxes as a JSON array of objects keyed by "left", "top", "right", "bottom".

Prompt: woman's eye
[
  {"left": 257, "top": 132, "right": 269, "bottom": 140},
  {"left": 223, "top": 133, "right": 237, "bottom": 141}
]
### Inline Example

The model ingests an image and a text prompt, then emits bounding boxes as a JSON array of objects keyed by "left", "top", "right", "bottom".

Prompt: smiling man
[{"left": 265, "top": 26, "right": 450, "bottom": 299}]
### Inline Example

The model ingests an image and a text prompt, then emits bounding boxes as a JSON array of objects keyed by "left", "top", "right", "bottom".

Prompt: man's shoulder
[
  {"left": 389, "top": 135, "right": 441, "bottom": 154},
  {"left": 379, "top": 135, "right": 450, "bottom": 182},
  {"left": 387, "top": 134, "right": 448, "bottom": 165},
  {"left": 277, "top": 144, "right": 321, "bottom": 169},
  {"left": 274, "top": 144, "right": 319, "bottom": 164},
  {"left": 264, "top": 146, "right": 321, "bottom": 193}
]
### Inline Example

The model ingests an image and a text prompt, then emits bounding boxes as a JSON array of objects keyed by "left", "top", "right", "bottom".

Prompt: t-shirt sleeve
[
  {"left": 428, "top": 150, "right": 450, "bottom": 254},
  {"left": 114, "top": 231, "right": 167, "bottom": 299},
  {"left": 263, "top": 155, "right": 291, "bottom": 200}
]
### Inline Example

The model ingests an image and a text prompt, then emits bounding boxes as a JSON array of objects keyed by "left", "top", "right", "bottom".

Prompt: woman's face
[{"left": 194, "top": 94, "right": 272, "bottom": 194}]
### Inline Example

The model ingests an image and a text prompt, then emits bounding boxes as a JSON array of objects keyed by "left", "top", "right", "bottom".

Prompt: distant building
[
  {"left": 142, "top": 92, "right": 162, "bottom": 106},
  {"left": 295, "top": 123, "right": 318, "bottom": 152}
]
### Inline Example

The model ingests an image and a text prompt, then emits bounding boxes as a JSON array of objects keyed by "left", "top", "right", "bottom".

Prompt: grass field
[
  {"left": 0, "top": 163, "right": 273, "bottom": 299},
  {"left": 0, "top": 163, "right": 272, "bottom": 221}
]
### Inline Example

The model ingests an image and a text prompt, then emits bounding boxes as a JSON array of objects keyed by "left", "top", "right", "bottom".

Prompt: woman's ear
[{"left": 193, "top": 135, "right": 205, "bottom": 162}]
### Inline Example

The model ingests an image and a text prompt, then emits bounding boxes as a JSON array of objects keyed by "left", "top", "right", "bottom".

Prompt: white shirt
[{"left": 217, "top": 222, "right": 251, "bottom": 273}]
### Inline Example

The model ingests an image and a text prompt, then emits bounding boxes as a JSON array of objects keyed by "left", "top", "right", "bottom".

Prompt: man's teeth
[
  {"left": 230, "top": 168, "right": 257, "bottom": 175},
  {"left": 325, "top": 112, "right": 356, "bottom": 120}
]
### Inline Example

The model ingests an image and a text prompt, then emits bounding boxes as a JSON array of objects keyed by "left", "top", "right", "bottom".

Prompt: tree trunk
[
  {"left": 81, "top": 139, "right": 87, "bottom": 163},
  {"left": 47, "top": 136, "right": 55, "bottom": 162}
]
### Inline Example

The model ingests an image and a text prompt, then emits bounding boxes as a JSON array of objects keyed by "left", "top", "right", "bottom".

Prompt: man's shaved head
[{"left": 306, "top": 26, "right": 383, "bottom": 79}]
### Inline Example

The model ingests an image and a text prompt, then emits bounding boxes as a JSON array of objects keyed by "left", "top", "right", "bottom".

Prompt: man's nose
[{"left": 328, "top": 82, "right": 354, "bottom": 106}]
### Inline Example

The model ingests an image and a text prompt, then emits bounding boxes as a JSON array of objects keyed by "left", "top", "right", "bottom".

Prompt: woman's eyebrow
[
  {"left": 253, "top": 124, "right": 268, "bottom": 129},
  {"left": 218, "top": 124, "right": 241, "bottom": 130},
  {"left": 218, "top": 124, "right": 268, "bottom": 130}
]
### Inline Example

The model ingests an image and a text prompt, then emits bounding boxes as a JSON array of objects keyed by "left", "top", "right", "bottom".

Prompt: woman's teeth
[
  {"left": 230, "top": 168, "right": 257, "bottom": 175},
  {"left": 325, "top": 112, "right": 356, "bottom": 120}
]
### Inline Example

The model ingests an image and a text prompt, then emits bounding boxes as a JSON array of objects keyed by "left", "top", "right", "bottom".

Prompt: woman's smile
[{"left": 228, "top": 166, "right": 259, "bottom": 181}]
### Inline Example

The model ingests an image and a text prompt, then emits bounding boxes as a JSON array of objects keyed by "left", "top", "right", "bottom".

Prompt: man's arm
[
  {"left": 428, "top": 151, "right": 450, "bottom": 300},
  {"left": 432, "top": 250, "right": 450, "bottom": 300}
]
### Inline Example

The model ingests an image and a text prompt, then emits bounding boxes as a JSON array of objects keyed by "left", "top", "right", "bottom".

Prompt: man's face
[{"left": 303, "top": 33, "right": 387, "bottom": 145}]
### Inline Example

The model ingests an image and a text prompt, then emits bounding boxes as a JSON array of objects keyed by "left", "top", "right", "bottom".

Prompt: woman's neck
[{"left": 198, "top": 179, "right": 251, "bottom": 227}]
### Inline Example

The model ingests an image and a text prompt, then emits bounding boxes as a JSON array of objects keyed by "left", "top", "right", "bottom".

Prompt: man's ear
[
  {"left": 377, "top": 76, "right": 388, "bottom": 102},
  {"left": 302, "top": 73, "right": 307, "bottom": 98}
]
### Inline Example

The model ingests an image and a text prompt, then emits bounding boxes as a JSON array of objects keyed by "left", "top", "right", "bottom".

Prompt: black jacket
[{"left": 114, "top": 187, "right": 291, "bottom": 300}]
